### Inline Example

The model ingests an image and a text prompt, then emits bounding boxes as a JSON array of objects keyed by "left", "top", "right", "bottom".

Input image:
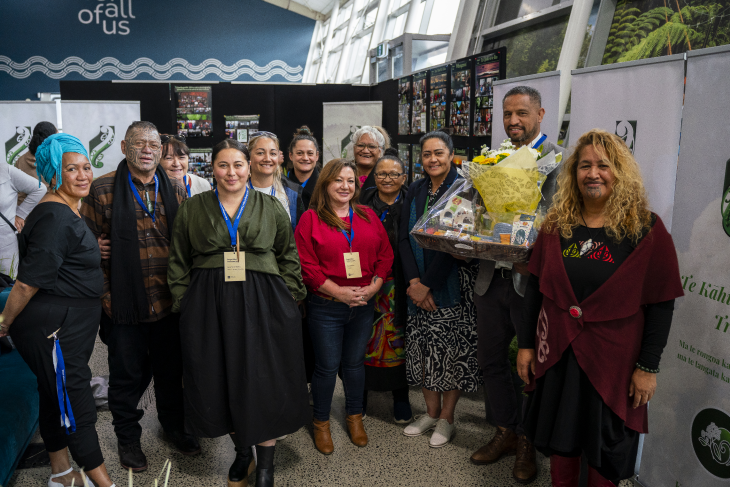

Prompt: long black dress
[{"left": 168, "top": 190, "right": 309, "bottom": 446}]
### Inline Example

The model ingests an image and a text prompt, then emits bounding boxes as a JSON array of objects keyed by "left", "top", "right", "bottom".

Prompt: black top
[
  {"left": 18, "top": 202, "right": 103, "bottom": 299},
  {"left": 519, "top": 224, "right": 674, "bottom": 370},
  {"left": 287, "top": 166, "right": 320, "bottom": 210},
  {"left": 358, "top": 170, "right": 377, "bottom": 204},
  {"left": 398, "top": 165, "right": 461, "bottom": 291}
]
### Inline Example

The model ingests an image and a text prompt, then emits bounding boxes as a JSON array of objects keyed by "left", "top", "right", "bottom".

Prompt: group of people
[{"left": 0, "top": 84, "right": 683, "bottom": 487}]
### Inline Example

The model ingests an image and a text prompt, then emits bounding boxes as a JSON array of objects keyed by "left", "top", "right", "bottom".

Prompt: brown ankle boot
[
  {"left": 513, "top": 435, "right": 537, "bottom": 484},
  {"left": 471, "top": 427, "right": 518, "bottom": 465},
  {"left": 312, "top": 419, "right": 334, "bottom": 455},
  {"left": 346, "top": 414, "right": 368, "bottom": 447}
]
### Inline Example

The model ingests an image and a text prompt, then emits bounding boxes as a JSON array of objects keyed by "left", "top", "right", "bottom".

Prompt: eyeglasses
[
  {"left": 375, "top": 172, "right": 404, "bottom": 181},
  {"left": 132, "top": 140, "right": 162, "bottom": 151},
  {"left": 160, "top": 134, "right": 186, "bottom": 143},
  {"left": 250, "top": 131, "right": 278, "bottom": 139},
  {"left": 355, "top": 143, "right": 380, "bottom": 152}
]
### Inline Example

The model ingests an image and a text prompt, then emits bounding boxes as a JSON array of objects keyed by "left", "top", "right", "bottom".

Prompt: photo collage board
[
  {"left": 188, "top": 148, "right": 213, "bottom": 185},
  {"left": 474, "top": 53, "right": 501, "bottom": 137},
  {"left": 225, "top": 115, "right": 260, "bottom": 142},
  {"left": 411, "top": 144, "right": 423, "bottom": 180},
  {"left": 449, "top": 59, "right": 472, "bottom": 137},
  {"left": 175, "top": 86, "right": 212, "bottom": 138},
  {"left": 397, "top": 143, "right": 411, "bottom": 181},
  {"left": 411, "top": 71, "right": 428, "bottom": 134},
  {"left": 452, "top": 147, "right": 471, "bottom": 167},
  {"left": 398, "top": 77, "right": 412, "bottom": 135},
  {"left": 429, "top": 65, "right": 448, "bottom": 132}
]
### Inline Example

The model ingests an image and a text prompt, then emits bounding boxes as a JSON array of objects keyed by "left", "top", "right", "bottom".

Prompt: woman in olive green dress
[{"left": 168, "top": 139, "right": 308, "bottom": 487}]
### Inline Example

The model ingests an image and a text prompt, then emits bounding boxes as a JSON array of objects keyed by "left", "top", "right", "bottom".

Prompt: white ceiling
[
  {"left": 261, "top": 0, "right": 336, "bottom": 20},
  {"left": 296, "top": 0, "right": 337, "bottom": 14}
]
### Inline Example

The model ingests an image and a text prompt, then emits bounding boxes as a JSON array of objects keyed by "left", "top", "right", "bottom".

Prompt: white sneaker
[
  {"left": 429, "top": 419, "right": 454, "bottom": 448},
  {"left": 403, "top": 414, "right": 439, "bottom": 437},
  {"left": 48, "top": 468, "right": 96, "bottom": 487}
]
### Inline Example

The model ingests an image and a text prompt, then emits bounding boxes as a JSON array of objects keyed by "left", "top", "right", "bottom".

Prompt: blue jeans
[{"left": 307, "top": 294, "right": 374, "bottom": 421}]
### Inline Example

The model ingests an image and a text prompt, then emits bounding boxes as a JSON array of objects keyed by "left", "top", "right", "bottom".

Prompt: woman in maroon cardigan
[
  {"left": 516, "top": 129, "right": 683, "bottom": 486},
  {"left": 294, "top": 158, "right": 394, "bottom": 455}
]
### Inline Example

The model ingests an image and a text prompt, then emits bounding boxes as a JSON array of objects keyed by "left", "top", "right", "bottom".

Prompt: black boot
[
  {"left": 228, "top": 433, "right": 254, "bottom": 486},
  {"left": 255, "top": 444, "right": 275, "bottom": 487}
]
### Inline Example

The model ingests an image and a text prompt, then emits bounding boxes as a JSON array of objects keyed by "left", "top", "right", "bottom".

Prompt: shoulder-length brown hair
[
  {"left": 309, "top": 158, "right": 370, "bottom": 230},
  {"left": 546, "top": 129, "right": 652, "bottom": 244}
]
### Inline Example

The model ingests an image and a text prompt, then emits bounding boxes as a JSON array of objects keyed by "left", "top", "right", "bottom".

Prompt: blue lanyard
[
  {"left": 289, "top": 170, "right": 311, "bottom": 188},
  {"left": 128, "top": 172, "right": 158, "bottom": 222},
  {"left": 52, "top": 332, "right": 76, "bottom": 434},
  {"left": 184, "top": 174, "right": 191, "bottom": 198},
  {"left": 215, "top": 187, "right": 250, "bottom": 248},
  {"left": 379, "top": 194, "right": 401, "bottom": 222},
  {"left": 249, "top": 180, "right": 275, "bottom": 196},
  {"left": 341, "top": 206, "right": 355, "bottom": 251},
  {"left": 532, "top": 134, "right": 547, "bottom": 149}
]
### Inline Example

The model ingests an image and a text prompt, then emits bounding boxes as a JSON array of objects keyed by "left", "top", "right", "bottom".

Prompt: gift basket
[{"left": 410, "top": 141, "right": 562, "bottom": 262}]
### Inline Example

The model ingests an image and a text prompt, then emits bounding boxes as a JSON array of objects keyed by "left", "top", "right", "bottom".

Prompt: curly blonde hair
[{"left": 546, "top": 129, "right": 652, "bottom": 244}]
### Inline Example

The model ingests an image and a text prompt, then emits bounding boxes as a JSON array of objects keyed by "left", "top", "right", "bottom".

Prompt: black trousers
[
  {"left": 11, "top": 293, "right": 104, "bottom": 470},
  {"left": 474, "top": 274, "right": 525, "bottom": 435},
  {"left": 103, "top": 312, "right": 185, "bottom": 445}
]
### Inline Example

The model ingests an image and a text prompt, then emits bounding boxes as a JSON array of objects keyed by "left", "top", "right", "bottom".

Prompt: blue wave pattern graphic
[{"left": 0, "top": 56, "right": 303, "bottom": 82}]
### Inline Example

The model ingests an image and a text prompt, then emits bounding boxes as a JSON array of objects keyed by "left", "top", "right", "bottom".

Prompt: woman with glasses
[
  {"left": 159, "top": 135, "right": 212, "bottom": 197},
  {"left": 351, "top": 126, "right": 391, "bottom": 199},
  {"left": 286, "top": 126, "right": 320, "bottom": 211},
  {"left": 248, "top": 132, "right": 305, "bottom": 230},
  {"left": 294, "top": 159, "right": 393, "bottom": 455},
  {"left": 168, "top": 139, "right": 308, "bottom": 487},
  {"left": 359, "top": 148, "right": 412, "bottom": 424},
  {"left": 399, "top": 131, "right": 480, "bottom": 449}
]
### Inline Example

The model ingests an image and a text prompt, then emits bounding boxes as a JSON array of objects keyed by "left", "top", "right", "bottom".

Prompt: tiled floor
[{"left": 8, "top": 337, "right": 634, "bottom": 486}]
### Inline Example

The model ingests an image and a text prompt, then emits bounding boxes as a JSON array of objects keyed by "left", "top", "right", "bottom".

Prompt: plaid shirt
[{"left": 81, "top": 170, "right": 187, "bottom": 322}]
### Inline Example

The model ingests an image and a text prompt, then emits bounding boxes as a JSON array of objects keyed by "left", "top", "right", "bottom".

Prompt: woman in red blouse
[{"left": 295, "top": 158, "right": 394, "bottom": 455}]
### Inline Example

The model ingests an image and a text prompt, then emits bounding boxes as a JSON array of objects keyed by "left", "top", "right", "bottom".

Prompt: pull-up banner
[
  {"left": 2, "top": 102, "right": 57, "bottom": 166},
  {"left": 569, "top": 55, "right": 685, "bottom": 229},
  {"left": 638, "top": 45, "right": 730, "bottom": 487},
  {"left": 322, "top": 101, "right": 382, "bottom": 164},
  {"left": 492, "top": 71, "right": 561, "bottom": 150}
]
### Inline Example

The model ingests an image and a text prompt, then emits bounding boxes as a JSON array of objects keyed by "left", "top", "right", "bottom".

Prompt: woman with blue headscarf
[{"left": 0, "top": 134, "right": 117, "bottom": 487}]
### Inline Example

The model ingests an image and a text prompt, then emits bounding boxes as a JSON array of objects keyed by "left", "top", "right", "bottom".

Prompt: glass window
[
  {"left": 326, "top": 51, "right": 342, "bottom": 82},
  {"left": 363, "top": 7, "right": 378, "bottom": 30},
  {"left": 482, "top": 14, "right": 569, "bottom": 78},
  {"left": 407, "top": 0, "right": 426, "bottom": 33},
  {"left": 393, "top": 11, "right": 408, "bottom": 37},
  {"left": 347, "top": 33, "right": 373, "bottom": 81},
  {"left": 390, "top": 0, "right": 411, "bottom": 14},
  {"left": 576, "top": 0, "right": 602, "bottom": 69},
  {"left": 412, "top": 39, "right": 449, "bottom": 71},
  {"left": 337, "top": 4, "right": 353, "bottom": 26},
  {"left": 495, "top": 0, "right": 562, "bottom": 24},
  {"left": 377, "top": 57, "right": 389, "bottom": 82},
  {"left": 332, "top": 26, "right": 348, "bottom": 47},
  {"left": 392, "top": 44, "right": 405, "bottom": 78},
  {"left": 319, "top": 20, "right": 330, "bottom": 42},
  {"left": 602, "top": 0, "right": 730, "bottom": 65},
  {"left": 426, "top": 0, "right": 459, "bottom": 35}
]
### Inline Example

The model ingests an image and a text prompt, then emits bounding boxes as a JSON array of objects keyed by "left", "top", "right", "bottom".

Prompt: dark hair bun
[
  {"left": 294, "top": 125, "right": 313, "bottom": 136},
  {"left": 28, "top": 121, "right": 57, "bottom": 156},
  {"left": 384, "top": 147, "right": 398, "bottom": 157}
]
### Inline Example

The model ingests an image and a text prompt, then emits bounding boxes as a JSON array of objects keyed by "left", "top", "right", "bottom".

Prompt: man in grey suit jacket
[{"left": 470, "top": 86, "right": 566, "bottom": 484}]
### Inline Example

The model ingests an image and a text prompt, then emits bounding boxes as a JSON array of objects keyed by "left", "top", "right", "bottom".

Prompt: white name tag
[
  {"left": 344, "top": 252, "right": 362, "bottom": 279},
  {"left": 224, "top": 251, "right": 246, "bottom": 282}
]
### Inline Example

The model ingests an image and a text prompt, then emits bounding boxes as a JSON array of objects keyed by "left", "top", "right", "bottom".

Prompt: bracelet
[{"left": 635, "top": 363, "right": 659, "bottom": 374}]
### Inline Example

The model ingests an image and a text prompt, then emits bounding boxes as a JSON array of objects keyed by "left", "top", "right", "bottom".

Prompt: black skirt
[
  {"left": 523, "top": 346, "right": 640, "bottom": 484},
  {"left": 179, "top": 268, "right": 309, "bottom": 446}
]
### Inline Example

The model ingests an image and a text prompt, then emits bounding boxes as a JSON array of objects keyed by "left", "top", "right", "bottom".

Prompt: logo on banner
[
  {"left": 77, "top": 0, "right": 135, "bottom": 35},
  {"left": 723, "top": 158, "right": 730, "bottom": 238},
  {"left": 5, "top": 126, "right": 32, "bottom": 165},
  {"left": 341, "top": 126, "right": 361, "bottom": 159},
  {"left": 615, "top": 120, "right": 637, "bottom": 153},
  {"left": 89, "top": 126, "right": 115, "bottom": 169},
  {"left": 692, "top": 408, "right": 730, "bottom": 478}
]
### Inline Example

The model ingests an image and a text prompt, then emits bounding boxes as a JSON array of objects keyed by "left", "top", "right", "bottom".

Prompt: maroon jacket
[{"left": 526, "top": 216, "right": 683, "bottom": 433}]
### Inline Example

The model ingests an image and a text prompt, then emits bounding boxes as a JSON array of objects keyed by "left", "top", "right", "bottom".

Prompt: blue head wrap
[{"left": 35, "top": 133, "right": 90, "bottom": 190}]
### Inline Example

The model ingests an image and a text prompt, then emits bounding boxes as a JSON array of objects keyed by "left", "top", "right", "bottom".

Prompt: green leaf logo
[
  {"left": 692, "top": 408, "right": 730, "bottom": 478},
  {"left": 89, "top": 126, "right": 115, "bottom": 169},
  {"left": 5, "top": 126, "right": 31, "bottom": 165}
]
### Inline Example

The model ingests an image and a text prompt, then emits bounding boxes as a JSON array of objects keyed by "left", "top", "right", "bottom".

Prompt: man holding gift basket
[{"left": 469, "top": 86, "right": 565, "bottom": 484}]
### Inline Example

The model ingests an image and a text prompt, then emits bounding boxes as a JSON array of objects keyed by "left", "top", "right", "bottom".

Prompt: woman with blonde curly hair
[{"left": 515, "top": 129, "right": 683, "bottom": 486}]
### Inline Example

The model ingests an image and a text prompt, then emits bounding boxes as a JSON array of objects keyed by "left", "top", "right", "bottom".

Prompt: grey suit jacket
[{"left": 474, "top": 140, "right": 567, "bottom": 297}]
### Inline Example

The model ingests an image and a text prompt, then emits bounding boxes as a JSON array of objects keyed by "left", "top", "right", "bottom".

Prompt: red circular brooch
[{"left": 569, "top": 306, "right": 582, "bottom": 319}]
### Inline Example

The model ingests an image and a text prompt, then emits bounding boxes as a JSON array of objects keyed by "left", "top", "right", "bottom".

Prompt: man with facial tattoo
[{"left": 81, "top": 121, "right": 200, "bottom": 472}]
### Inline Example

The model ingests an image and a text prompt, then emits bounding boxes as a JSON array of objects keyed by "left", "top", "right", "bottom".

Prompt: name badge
[
  {"left": 344, "top": 252, "right": 362, "bottom": 279},
  {"left": 224, "top": 252, "right": 246, "bottom": 281}
]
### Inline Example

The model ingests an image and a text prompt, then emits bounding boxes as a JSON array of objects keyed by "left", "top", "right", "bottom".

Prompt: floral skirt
[{"left": 405, "top": 263, "right": 481, "bottom": 393}]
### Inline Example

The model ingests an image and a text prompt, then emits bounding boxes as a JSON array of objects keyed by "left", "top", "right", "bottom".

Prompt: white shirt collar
[{"left": 528, "top": 132, "right": 543, "bottom": 148}]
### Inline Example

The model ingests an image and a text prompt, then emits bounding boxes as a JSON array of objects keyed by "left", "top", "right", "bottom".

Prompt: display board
[
  {"left": 397, "top": 143, "right": 411, "bottom": 182},
  {"left": 638, "top": 45, "right": 730, "bottom": 487},
  {"left": 492, "top": 71, "right": 561, "bottom": 150},
  {"left": 473, "top": 53, "right": 501, "bottom": 137},
  {"left": 398, "top": 77, "right": 412, "bottom": 135},
  {"left": 570, "top": 56, "right": 685, "bottom": 228},
  {"left": 449, "top": 59, "right": 472, "bottom": 137},
  {"left": 1, "top": 102, "right": 57, "bottom": 166},
  {"left": 412, "top": 71, "right": 428, "bottom": 135},
  {"left": 225, "top": 115, "right": 259, "bottom": 143},
  {"left": 411, "top": 144, "right": 423, "bottom": 180},
  {"left": 188, "top": 148, "right": 213, "bottom": 185},
  {"left": 175, "top": 86, "right": 213, "bottom": 138},
  {"left": 322, "top": 101, "right": 382, "bottom": 163},
  {"left": 429, "top": 65, "right": 448, "bottom": 132},
  {"left": 453, "top": 147, "right": 470, "bottom": 167}
]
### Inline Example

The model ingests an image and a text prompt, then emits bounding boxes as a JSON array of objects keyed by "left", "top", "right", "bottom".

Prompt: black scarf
[{"left": 110, "top": 159, "right": 179, "bottom": 324}]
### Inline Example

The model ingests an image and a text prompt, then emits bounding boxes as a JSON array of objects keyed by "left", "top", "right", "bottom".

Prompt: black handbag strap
[{"left": 0, "top": 212, "right": 16, "bottom": 234}]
